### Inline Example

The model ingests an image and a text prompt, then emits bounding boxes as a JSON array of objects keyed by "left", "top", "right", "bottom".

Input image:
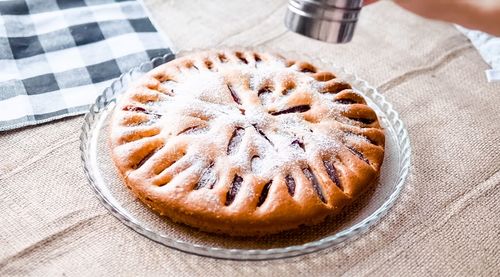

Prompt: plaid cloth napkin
[{"left": 0, "top": 0, "right": 173, "bottom": 131}]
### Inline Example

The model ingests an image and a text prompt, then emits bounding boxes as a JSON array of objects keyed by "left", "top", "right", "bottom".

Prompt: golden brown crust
[{"left": 109, "top": 49, "right": 385, "bottom": 236}]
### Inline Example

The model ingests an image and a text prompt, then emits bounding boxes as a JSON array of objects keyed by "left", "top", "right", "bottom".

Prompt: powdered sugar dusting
[{"left": 128, "top": 52, "right": 355, "bottom": 181}]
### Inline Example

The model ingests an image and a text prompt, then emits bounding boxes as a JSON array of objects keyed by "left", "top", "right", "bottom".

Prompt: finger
[{"left": 363, "top": 0, "right": 378, "bottom": 5}]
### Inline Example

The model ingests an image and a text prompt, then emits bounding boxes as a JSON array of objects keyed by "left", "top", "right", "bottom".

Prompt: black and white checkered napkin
[{"left": 0, "top": 0, "right": 173, "bottom": 131}]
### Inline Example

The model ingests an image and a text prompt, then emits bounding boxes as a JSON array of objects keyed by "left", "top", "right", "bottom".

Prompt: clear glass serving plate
[{"left": 80, "top": 50, "right": 411, "bottom": 260}]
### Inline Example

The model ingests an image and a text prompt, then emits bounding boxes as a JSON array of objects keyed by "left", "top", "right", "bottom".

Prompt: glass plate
[{"left": 80, "top": 50, "right": 411, "bottom": 260}]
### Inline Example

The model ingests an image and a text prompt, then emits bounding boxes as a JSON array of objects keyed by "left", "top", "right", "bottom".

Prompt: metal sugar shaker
[{"left": 285, "top": 0, "right": 364, "bottom": 43}]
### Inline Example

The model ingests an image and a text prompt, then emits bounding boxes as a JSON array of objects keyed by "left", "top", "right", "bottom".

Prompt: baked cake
[{"left": 109, "top": 49, "right": 385, "bottom": 236}]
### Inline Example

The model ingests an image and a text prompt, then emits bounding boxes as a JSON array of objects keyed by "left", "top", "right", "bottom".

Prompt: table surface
[{"left": 1, "top": 1, "right": 499, "bottom": 276}]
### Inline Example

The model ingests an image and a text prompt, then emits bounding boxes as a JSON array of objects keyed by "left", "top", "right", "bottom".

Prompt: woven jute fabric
[{"left": 1, "top": 1, "right": 499, "bottom": 276}]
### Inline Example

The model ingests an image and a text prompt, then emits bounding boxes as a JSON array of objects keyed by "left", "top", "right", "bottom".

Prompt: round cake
[{"left": 109, "top": 49, "right": 385, "bottom": 236}]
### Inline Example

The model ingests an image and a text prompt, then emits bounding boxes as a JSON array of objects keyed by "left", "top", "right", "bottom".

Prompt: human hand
[{"left": 364, "top": 0, "right": 500, "bottom": 36}]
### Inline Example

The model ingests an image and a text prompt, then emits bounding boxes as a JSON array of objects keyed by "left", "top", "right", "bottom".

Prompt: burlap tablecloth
[{"left": 1, "top": 1, "right": 499, "bottom": 276}]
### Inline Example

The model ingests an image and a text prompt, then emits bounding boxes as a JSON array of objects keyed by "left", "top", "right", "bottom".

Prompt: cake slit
[
  {"left": 227, "top": 84, "right": 241, "bottom": 105},
  {"left": 257, "top": 181, "right": 272, "bottom": 207},
  {"left": 204, "top": 60, "right": 213, "bottom": 70},
  {"left": 123, "top": 105, "right": 163, "bottom": 118},
  {"left": 252, "top": 124, "right": 274, "bottom": 146},
  {"left": 254, "top": 53, "right": 261, "bottom": 63},
  {"left": 349, "top": 117, "right": 375, "bottom": 125},
  {"left": 250, "top": 155, "right": 261, "bottom": 173},
  {"left": 257, "top": 87, "right": 272, "bottom": 105},
  {"left": 227, "top": 127, "right": 245, "bottom": 155},
  {"left": 123, "top": 105, "right": 146, "bottom": 113},
  {"left": 285, "top": 175, "right": 296, "bottom": 196},
  {"left": 134, "top": 148, "right": 159, "bottom": 169},
  {"left": 300, "top": 67, "right": 316, "bottom": 73},
  {"left": 235, "top": 52, "right": 248, "bottom": 64},
  {"left": 282, "top": 82, "right": 295, "bottom": 95},
  {"left": 303, "top": 167, "right": 327, "bottom": 203},
  {"left": 257, "top": 87, "right": 272, "bottom": 97},
  {"left": 291, "top": 139, "right": 305, "bottom": 151},
  {"left": 335, "top": 99, "right": 357, "bottom": 105},
  {"left": 225, "top": 175, "right": 243, "bottom": 206},
  {"left": 162, "top": 80, "right": 176, "bottom": 96},
  {"left": 299, "top": 63, "right": 316, "bottom": 73},
  {"left": 282, "top": 87, "right": 293, "bottom": 95},
  {"left": 194, "top": 163, "right": 216, "bottom": 190},
  {"left": 347, "top": 146, "right": 370, "bottom": 164},
  {"left": 218, "top": 53, "right": 228, "bottom": 63},
  {"left": 270, "top": 105, "right": 310, "bottom": 116},
  {"left": 178, "top": 125, "right": 199, "bottom": 135},
  {"left": 323, "top": 160, "right": 343, "bottom": 191}
]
